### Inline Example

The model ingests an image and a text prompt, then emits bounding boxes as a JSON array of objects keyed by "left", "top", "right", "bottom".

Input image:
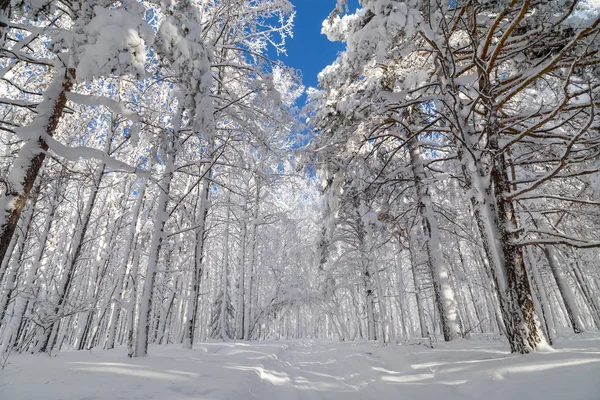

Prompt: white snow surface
[{"left": 2, "top": 336, "right": 600, "bottom": 400}]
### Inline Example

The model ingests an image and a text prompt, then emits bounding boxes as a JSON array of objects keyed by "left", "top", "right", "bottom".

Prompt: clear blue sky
[{"left": 280, "top": 1, "right": 360, "bottom": 96}]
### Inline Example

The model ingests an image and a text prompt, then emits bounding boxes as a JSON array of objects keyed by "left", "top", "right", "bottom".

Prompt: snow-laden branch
[
  {"left": 66, "top": 93, "right": 141, "bottom": 122},
  {"left": 42, "top": 134, "right": 149, "bottom": 178}
]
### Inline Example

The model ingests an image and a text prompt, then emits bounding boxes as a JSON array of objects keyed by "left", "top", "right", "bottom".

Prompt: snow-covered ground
[{"left": 2, "top": 335, "right": 600, "bottom": 400}]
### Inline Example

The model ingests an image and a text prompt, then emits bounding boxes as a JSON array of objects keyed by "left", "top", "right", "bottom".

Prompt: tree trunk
[
  {"left": 543, "top": 246, "right": 584, "bottom": 333},
  {"left": 490, "top": 147, "right": 546, "bottom": 353},
  {"left": 407, "top": 135, "right": 460, "bottom": 341},
  {"left": 394, "top": 249, "right": 412, "bottom": 339},
  {"left": 134, "top": 138, "right": 174, "bottom": 357},
  {"left": 0, "top": 68, "right": 74, "bottom": 267},
  {"left": 526, "top": 248, "right": 555, "bottom": 344},
  {"left": 182, "top": 178, "right": 210, "bottom": 348},
  {"left": 126, "top": 240, "right": 142, "bottom": 357},
  {"left": 243, "top": 182, "right": 260, "bottom": 340},
  {"left": 105, "top": 178, "right": 148, "bottom": 349},
  {"left": 409, "top": 242, "right": 428, "bottom": 338},
  {"left": 0, "top": 183, "right": 38, "bottom": 322},
  {"left": 219, "top": 191, "right": 232, "bottom": 341}
]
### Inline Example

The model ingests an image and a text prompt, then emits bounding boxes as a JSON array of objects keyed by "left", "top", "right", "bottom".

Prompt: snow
[
  {"left": 2, "top": 336, "right": 600, "bottom": 400},
  {"left": 71, "top": 5, "right": 154, "bottom": 82}
]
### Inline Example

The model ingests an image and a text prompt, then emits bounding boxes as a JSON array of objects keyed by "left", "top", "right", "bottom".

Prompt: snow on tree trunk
[
  {"left": 126, "top": 241, "right": 142, "bottom": 358},
  {"left": 0, "top": 176, "right": 59, "bottom": 359},
  {"left": 134, "top": 139, "right": 174, "bottom": 357},
  {"left": 362, "top": 256, "right": 376, "bottom": 341},
  {"left": 567, "top": 249, "right": 600, "bottom": 329},
  {"left": 544, "top": 246, "right": 584, "bottom": 333},
  {"left": 458, "top": 133, "right": 546, "bottom": 352},
  {"left": 0, "top": 182, "right": 38, "bottom": 322},
  {"left": 490, "top": 143, "right": 547, "bottom": 354},
  {"left": 408, "top": 135, "right": 460, "bottom": 342},
  {"left": 243, "top": 182, "right": 260, "bottom": 340},
  {"left": 408, "top": 240, "right": 428, "bottom": 338},
  {"left": 526, "top": 248, "right": 556, "bottom": 345},
  {"left": 73, "top": 212, "right": 110, "bottom": 350},
  {"left": 234, "top": 185, "right": 251, "bottom": 341},
  {"left": 394, "top": 249, "right": 412, "bottom": 339},
  {"left": 0, "top": 67, "right": 74, "bottom": 270},
  {"left": 183, "top": 170, "right": 211, "bottom": 349},
  {"left": 219, "top": 191, "right": 232, "bottom": 341},
  {"left": 105, "top": 177, "right": 148, "bottom": 350}
]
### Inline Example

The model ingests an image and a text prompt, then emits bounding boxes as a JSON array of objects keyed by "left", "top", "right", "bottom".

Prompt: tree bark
[{"left": 0, "top": 68, "right": 74, "bottom": 268}]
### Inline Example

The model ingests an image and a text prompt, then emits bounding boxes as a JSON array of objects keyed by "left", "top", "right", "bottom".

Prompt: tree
[{"left": 311, "top": 0, "right": 600, "bottom": 353}]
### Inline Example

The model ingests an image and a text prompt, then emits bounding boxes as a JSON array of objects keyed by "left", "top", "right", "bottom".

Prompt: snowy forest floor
[{"left": 2, "top": 335, "right": 600, "bottom": 400}]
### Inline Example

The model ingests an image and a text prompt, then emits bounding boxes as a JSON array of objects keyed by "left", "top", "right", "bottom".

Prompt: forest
[{"left": 0, "top": 1, "right": 600, "bottom": 399}]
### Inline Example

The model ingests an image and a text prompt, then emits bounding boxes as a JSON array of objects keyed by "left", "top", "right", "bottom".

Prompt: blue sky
[{"left": 280, "top": 1, "right": 360, "bottom": 95}]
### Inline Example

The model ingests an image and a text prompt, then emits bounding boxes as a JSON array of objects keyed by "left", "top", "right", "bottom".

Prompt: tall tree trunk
[
  {"left": 456, "top": 131, "right": 545, "bottom": 352},
  {"left": 105, "top": 178, "right": 148, "bottom": 349},
  {"left": 126, "top": 239, "right": 142, "bottom": 357},
  {"left": 134, "top": 137, "right": 174, "bottom": 357},
  {"left": 183, "top": 176, "right": 210, "bottom": 348},
  {"left": 219, "top": 191, "right": 232, "bottom": 341},
  {"left": 489, "top": 145, "right": 546, "bottom": 353},
  {"left": 235, "top": 194, "right": 248, "bottom": 341},
  {"left": 543, "top": 246, "right": 584, "bottom": 333},
  {"left": 407, "top": 135, "right": 460, "bottom": 341},
  {"left": 0, "top": 67, "right": 74, "bottom": 267},
  {"left": 409, "top": 242, "right": 428, "bottom": 338},
  {"left": 243, "top": 182, "right": 260, "bottom": 340},
  {"left": 394, "top": 249, "right": 411, "bottom": 339},
  {"left": 526, "top": 248, "right": 555, "bottom": 344}
]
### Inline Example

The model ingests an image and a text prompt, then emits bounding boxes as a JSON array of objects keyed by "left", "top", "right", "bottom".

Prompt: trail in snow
[{"left": 1, "top": 336, "right": 600, "bottom": 400}]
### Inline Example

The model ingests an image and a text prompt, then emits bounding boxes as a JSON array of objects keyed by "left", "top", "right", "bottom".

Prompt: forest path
[{"left": 1, "top": 335, "right": 600, "bottom": 399}]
